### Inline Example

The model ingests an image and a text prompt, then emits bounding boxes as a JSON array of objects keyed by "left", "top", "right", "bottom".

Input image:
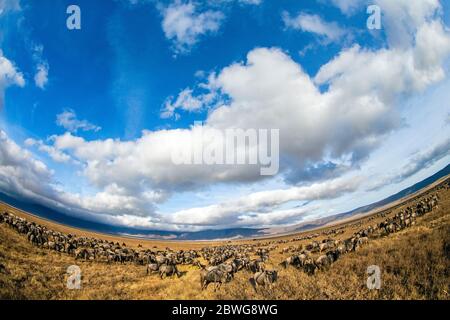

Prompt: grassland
[{"left": 0, "top": 182, "right": 449, "bottom": 300}]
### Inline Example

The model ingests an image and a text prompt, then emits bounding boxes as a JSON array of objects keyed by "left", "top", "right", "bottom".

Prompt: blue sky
[{"left": 0, "top": 0, "right": 449, "bottom": 232}]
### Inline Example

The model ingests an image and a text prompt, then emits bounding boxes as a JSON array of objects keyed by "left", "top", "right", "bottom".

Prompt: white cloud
[
  {"left": 161, "top": 88, "right": 204, "bottom": 119},
  {"left": 161, "top": 75, "right": 221, "bottom": 119},
  {"left": 0, "top": 0, "right": 21, "bottom": 15},
  {"left": 0, "top": 51, "right": 25, "bottom": 108},
  {"left": 31, "top": 45, "right": 49, "bottom": 90},
  {"left": 34, "top": 63, "right": 49, "bottom": 89},
  {"left": 0, "top": 130, "right": 54, "bottom": 202},
  {"left": 375, "top": 0, "right": 441, "bottom": 48},
  {"left": 205, "top": 47, "right": 394, "bottom": 175},
  {"left": 367, "top": 138, "right": 450, "bottom": 190},
  {"left": 160, "top": 1, "right": 225, "bottom": 54},
  {"left": 397, "top": 139, "right": 450, "bottom": 180},
  {"left": 124, "top": 0, "right": 260, "bottom": 54},
  {"left": 166, "top": 176, "right": 361, "bottom": 227},
  {"left": 329, "top": 0, "right": 442, "bottom": 48},
  {"left": 282, "top": 12, "right": 347, "bottom": 42},
  {"left": 56, "top": 109, "right": 101, "bottom": 133},
  {"left": 0, "top": 130, "right": 167, "bottom": 228},
  {"left": 315, "top": 23, "right": 450, "bottom": 95},
  {"left": 329, "top": 0, "right": 362, "bottom": 15},
  {"left": 51, "top": 127, "right": 265, "bottom": 193},
  {"left": 414, "top": 19, "right": 450, "bottom": 73},
  {"left": 24, "top": 138, "right": 72, "bottom": 163}
]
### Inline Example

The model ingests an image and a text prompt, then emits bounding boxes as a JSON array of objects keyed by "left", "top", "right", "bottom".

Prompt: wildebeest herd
[
  {"left": 279, "top": 194, "right": 439, "bottom": 275},
  {"left": 0, "top": 188, "right": 442, "bottom": 291}
]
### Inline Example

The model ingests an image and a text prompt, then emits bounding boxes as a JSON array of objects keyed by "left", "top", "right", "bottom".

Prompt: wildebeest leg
[{"left": 249, "top": 278, "right": 257, "bottom": 293}]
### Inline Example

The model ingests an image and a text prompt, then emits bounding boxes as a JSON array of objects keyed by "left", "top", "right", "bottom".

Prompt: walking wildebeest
[
  {"left": 249, "top": 270, "right": 278, "bottom": 292},
  {"left": 200, "top": 266, "right": 232, "bottom": 290}
]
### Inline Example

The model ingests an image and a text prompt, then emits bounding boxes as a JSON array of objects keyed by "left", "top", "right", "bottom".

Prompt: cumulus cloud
[
  {"left": 0, "top": 52, "right": 25, "bottom": 108},
  {"left": 375, "top": 0, "right": 441, "bottom": 48},
  {"left": 0, "top": 130, "right": 167, "bottom": 228},
  {"left": 34, "top": 63, "right": 49, "bottom": 89},
  {"left": 282, "top": 12, "right": 347, "bottom": 42},
  {"left": 24, "top": 138, "right": 72, "bottom": 163},
  {"left": 161, "top": 74, "right": 221, "bottom": 118},
  {"left": 166, "top": 176, "right": 361, "bottom": 227},
  {"left": 0, "top": 130, "right": 55, "bottom": 203},
  {"left": 160, "top": 1, "right": 225, "bottom": 54},
  {"left": 51, "top": 127, "right": 266, "bottom": 193},
  {"left": 161, "top": 88, "right": 205, "bottom": 119},
  {"left": 329, "top": 0, "right": 442, "bottom": 48},
  {"left": 56, "top": 109, "right": 101, "bottom": 133},
  {"left": 123, "top": 0, "right": 261, "bottom": 54},
  {"left": 204, "top": 47, "right": 393, "bottom": 181}
]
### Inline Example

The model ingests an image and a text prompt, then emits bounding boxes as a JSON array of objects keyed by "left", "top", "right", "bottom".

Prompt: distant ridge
[
  {"left": 0, "top": 191, "right": 259, "bottom": 240},
  {"left": 345, "top": 163, "right": 450, "bottom": 216},
  {"left": 287, "top": 163, "right": 450, "bottom": 233},
  {"left": 0, "top": 164, "right": 448, "bottom": 240}
]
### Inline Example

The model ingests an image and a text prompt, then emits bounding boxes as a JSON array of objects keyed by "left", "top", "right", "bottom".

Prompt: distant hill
[
  {"left": 0, "top": 191, "right": 261, "bottom": 240},
  {"left": 1, "top": 164, "right": 448, "bottom": 240},
  {"left": 285, "top": 163, "right": 450, "bottom": 233},
  {"left": 339, "top": 163, "right": 450, "bottom": 217}
]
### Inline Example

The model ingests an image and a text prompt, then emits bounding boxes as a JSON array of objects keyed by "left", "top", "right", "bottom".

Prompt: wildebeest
[
  {"left": 75, "top": 248, "right": 96, "bottom": 261},
  {"left": 200, "top": 266, "right": 232, "bottom": 290},
  {"left": 247, "top": 259, "right": 265, "bottom": 273},
  {"left": 146, "top": 263, "right": 159, "bottom": 275},
  {"left": 159, "top": 264, "right": 181, "bottom": 279},
  {"left": 315, "top": 254, "right": 332, "bottom": 270},
  {"left": 249, "top": 270, "right": 278, "bottom": 292}
]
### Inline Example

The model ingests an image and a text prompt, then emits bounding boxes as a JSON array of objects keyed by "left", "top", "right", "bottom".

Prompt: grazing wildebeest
[
  {"left": 279, "top": 255, "right": 300, "bottom": 269},
  {"left": 146, "top": 263, "right": 159, "bottom": 275},
  {"left": 326, "top": 250, "right": 340, "bottom": 263},
  {"left": 302, "top": 259, "right": 317, "bottom": 275},
  {"left": 159, "top": 264, "right": 181, "bottom": 279},
  {"left": 200, "top": 267, "right": 232, "bottom": 290},
  {"left": 249, "top": 270, "right": 278, "bottom": 292},
  {"left": 247, "top": 259, "right": 265, "bottom": 273}
]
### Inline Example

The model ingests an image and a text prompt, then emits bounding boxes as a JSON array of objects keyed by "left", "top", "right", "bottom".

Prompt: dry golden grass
[{"left": 0, "top": 183, "right": 449, "bottom": 300}]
